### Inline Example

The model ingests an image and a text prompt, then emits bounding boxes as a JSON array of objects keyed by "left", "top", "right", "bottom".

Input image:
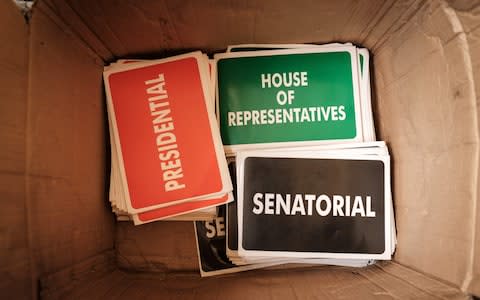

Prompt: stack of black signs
[{"left": 194, "top": 43, "right": 397, "bottom": 276}]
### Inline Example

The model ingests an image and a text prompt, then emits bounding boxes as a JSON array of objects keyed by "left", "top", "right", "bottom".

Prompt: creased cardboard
[{"left": 373, "top": 0, "right": 478, "bottom": 290}]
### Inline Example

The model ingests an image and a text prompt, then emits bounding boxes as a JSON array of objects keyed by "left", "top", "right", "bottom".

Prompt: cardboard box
[{"left": 1, "top": 0, "right": 479, "bottom": 299}]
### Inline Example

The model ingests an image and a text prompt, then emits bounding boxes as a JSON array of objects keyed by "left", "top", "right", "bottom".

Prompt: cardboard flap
[{"left": 40, "top": 262, "right": 468, "bottom": 299}]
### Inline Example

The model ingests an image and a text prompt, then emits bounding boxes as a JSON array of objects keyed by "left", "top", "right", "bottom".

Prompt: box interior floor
[{"left": 1, "top": 0, "right": 480, "bottom": 299}]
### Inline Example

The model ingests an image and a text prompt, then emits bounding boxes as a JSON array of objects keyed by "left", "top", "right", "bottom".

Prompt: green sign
[{"left": 216, "top": 49, "right": 362, "bottom": 150}]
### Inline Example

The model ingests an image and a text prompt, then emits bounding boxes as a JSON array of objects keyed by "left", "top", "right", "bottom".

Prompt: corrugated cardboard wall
[
  {"left": 44, "top": 263, "right": 470, "bottom": 300},
  {"left": 48, "top": 0, "right": 401, "bottom": 60},
  {"left": 26, "top": 0, "right": 115, "bottom": 283},
  {"left": 0, "top": 1, "right": 32, "bottom": 299},
  {"left": 0, "top": 1, "right": 116, "bottom": 298},
  {"left": 374, "top": 0, "right": 479, "bottom": 291},
  {"left": 116, "top": 221, "right": 198, "bottom": 273},
  {"left": 447, "top": 0, "right": 480, "bottom": 295}
]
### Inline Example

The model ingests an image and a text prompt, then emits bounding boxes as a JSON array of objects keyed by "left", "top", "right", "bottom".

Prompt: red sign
[
  {"left": 135, "top": 193, "right": 230, "bottom": 223},
  {"left": 106, "top": 54, "right": 224, "bottom": 212}
]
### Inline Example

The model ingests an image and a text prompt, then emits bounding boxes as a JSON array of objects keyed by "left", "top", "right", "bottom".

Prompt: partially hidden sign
[
  {"left": 195, "top": 205, "right": 285, "bottom": 276},
  {"left": 215, "top": 47, "right": 363, "bottom": 154},
  {"left": 237, "top": 152, "right": 391, "bottom": 259},
  {"left": 104, "top": 52, "right": 231, "bottom": 213}
]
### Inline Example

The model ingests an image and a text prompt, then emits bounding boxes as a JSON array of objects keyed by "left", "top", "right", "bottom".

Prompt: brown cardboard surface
[
  {"left": 39, "top": 251, "right": 116, "bottom": 300},
  {"left": 373, "top": 0, "right": 478, "bottom": 290},
  {"left": 362, "top": 0, "right": 424, "bottom": 50},
  {"left": 0, "top": 175, "right": 32, "bottom": 299},
  {"left": 116, "top": 222, "right": 198, "bottom": 272},
  {"left": 40, "top": 262, "right": 467, "bottom": 300},
  {"left": 448, "top": 1, "right": 480, "bottom": 294},
  {"left": 0, "top": 1, "right": 32, "bottom": 299},
  {"left": 50, "top": 0, "right": 414, "bottom": 57},
  {"left": 22, "top": 0, "right": 115, "bottom": 294},
  {"left": 41, "top": 0, "right": 113, "bottom": 61}
]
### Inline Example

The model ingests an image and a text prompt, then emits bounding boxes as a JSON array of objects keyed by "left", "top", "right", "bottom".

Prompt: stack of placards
[
  {"left": 213, "top": 43, "right": 376, "bottom": 155},
  {"left": 103, "top": 52, "right": 233, "bottom": 224},
  {"left": 235, "top": 142, "right": 395, "bottom": 259},
  {"left": 194, "top": 43, "right": 396, "bottom": 276},
  {"left": 195, "top": 155, "right": 384, "bottom": 277}
]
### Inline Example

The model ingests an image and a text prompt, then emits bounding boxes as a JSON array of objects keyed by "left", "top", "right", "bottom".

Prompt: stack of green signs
[{"left": 214, "top": 43, "right": 376, "bottom": 155}]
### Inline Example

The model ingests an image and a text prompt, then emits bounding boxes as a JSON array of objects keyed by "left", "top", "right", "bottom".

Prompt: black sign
[
  {"left": 195, "top": 205, "right": 236, "bottom": 273},
  {"left": 241, "top": 157, "right": 386, "bottom": 254}
]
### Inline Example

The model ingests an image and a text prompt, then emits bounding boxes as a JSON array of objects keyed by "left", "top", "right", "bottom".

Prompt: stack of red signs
[{"left": 103, "top": 52, "right": 233, "bottom": 225}]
